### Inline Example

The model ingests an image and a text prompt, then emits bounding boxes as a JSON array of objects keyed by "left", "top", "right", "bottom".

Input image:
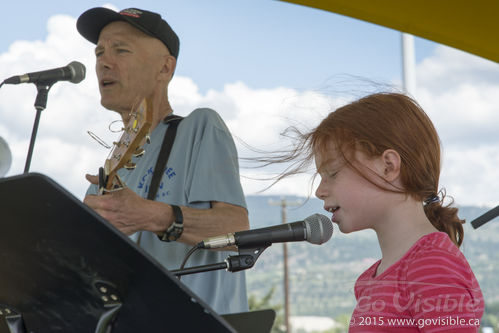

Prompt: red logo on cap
[{"left": 120, "top": 9, "right": 142, "bottom": 18}]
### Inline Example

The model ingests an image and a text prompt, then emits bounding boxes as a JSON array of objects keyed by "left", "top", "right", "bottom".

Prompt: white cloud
[
  {"left": 169, "top": 79, "right": 336, "bottom": 197},
  {"left": 415, "top": 45, "right": 499, "bottom": 206},
  {"left": 417, "top": 46, "right": 499, "bottom": 91},
  {"left": 102, "top": 3, "right": 119, "bottom": 11},
  {"left": 417, "top": 76, "right": 499, "bottom": 146},
  {"left": 1, "top": 14, "right": 498, "bottom": 208},
  {"left": 441, "top": 145, "right": 499, "bottom": 207},
  {"left": 0, "top": 14, "right": 118, "bottom": 195}
]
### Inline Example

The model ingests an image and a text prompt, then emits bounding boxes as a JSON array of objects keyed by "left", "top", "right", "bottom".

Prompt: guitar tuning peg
[
  {"left": 124, "top": 161, "right": 136, "bottom": 170},
  {"left": 134, "top": 147, "right": 145, "bottom": 157}
]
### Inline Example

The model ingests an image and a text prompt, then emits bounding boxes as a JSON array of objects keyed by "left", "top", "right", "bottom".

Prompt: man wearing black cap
[{"left": 77, "top": 7, "right": 249, "bottom": 315}]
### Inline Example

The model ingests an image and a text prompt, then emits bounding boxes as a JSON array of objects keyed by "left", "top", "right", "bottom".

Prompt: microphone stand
[
  {"left": 24, "top": 82, "right": 53, "bottom": 173},
  {"left": 171, "top": 245, "right": 269, "bottom": 277},
  {"left": 471, "top": 205, "right": 499, "bottom": 229}
]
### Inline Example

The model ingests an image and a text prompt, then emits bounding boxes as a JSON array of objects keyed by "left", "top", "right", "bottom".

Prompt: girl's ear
[{"left": 380, "top": 149, "right": 401, "bottom": 182}]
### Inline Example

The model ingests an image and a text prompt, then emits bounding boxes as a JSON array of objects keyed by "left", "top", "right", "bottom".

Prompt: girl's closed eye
[
  {"left": 327, "top": 170, "right": 338, "bottom": 178},
  {"left": 318, "top": 166, "right": 339, "bottom": 181}
]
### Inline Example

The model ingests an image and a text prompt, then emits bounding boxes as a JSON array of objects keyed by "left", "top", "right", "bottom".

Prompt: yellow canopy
[{"left": 281, "top": 0, "right": 499, "bottom": 63}]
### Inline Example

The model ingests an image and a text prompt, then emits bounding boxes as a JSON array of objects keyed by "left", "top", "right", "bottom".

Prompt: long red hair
[{"left": 308, "top": 93, "right": 464, "bottom": 246}]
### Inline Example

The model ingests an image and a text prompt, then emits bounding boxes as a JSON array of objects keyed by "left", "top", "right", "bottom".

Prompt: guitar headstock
[{"left": 100, "top": 98, "right": 153, "bottom": 193}]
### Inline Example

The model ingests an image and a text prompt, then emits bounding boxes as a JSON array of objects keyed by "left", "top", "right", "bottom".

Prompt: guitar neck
[{"left": 98, "top": 98, "right": 153, "bottom": 194}]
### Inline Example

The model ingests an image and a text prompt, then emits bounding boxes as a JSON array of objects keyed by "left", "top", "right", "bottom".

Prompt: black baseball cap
[{"left": 77, "top": 7, "right": 180, "bottom": 59}]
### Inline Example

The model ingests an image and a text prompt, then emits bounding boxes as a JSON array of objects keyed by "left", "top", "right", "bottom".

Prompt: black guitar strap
[{"left": 147, "top": 114, "right": 183, "bottom": 201}]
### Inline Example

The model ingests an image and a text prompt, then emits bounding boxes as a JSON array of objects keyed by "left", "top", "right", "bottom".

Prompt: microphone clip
[
  {"left": 226, "top": 244, "right": 270, "bottom": 273},
  {"left": 34, "top": 82, "right": 55, "bottom": 111}
]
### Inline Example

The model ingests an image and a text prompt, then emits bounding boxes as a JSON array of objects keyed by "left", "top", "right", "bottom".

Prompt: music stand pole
[{"left": 24, "top": 83, "right": 52, "bottom": 173}]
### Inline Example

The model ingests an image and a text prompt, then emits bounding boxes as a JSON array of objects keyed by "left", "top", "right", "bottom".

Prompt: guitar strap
[{"left": 147, "top": 114, "right": 183, "bottom": 201}]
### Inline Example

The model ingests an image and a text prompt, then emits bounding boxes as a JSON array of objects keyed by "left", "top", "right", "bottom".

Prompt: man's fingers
[
  {"left": 85, "top": 174, "right": 99, "bottom": 185},
  {"left": 83, "top": 194, "right": 102, "bottom": 211},
  {"left": 83, "top": 187, "right": 141, "bottom": 235}
]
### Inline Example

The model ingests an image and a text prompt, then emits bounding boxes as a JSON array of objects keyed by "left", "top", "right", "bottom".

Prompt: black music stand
[
  {"left": 222, "top": 309, "right": 276, "bottom": 333},
  {"left": 0, "top": 173, "right": 237, "bottom": 333}
]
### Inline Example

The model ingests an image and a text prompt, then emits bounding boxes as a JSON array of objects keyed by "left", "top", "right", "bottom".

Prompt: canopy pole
[{"left": 402, "top": 33, "right": 416, "bottom": 96}]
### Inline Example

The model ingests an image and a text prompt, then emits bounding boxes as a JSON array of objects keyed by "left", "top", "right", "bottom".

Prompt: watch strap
[{"left": 159, "top": 204, "right": 183, "bottom": 242}]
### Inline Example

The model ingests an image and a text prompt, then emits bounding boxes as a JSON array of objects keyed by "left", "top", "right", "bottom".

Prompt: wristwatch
[{"left": 159, "top": 205, "right": 183, "bottom": 242}]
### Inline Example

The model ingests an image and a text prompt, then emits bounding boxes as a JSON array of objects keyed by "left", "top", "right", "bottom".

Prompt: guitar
[{"left": 98, "top": 98, "right": 153, "bottom": 194}]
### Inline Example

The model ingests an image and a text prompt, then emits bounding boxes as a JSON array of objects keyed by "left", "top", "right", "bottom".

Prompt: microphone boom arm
[{"left": 170, "top": 244, "right": 270, "bottom": 277}]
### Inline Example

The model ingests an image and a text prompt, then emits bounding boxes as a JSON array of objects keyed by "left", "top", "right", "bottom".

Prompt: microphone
[
  {"left": 3, "top": 61, "right": 86, "bottom": 85},
  {"left": 199, "top": 214, "right": 333, "bottom": 249}
]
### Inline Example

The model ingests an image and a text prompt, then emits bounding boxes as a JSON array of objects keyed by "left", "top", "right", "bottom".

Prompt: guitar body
[{"left": 98, "top": 98, "right": 153, "bottom": 194}]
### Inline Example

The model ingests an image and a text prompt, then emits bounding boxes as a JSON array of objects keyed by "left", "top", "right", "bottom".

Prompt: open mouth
[
  {"left": 327, "top": 206, "right": 340, "bottom": 213},
  {"left": 101, "top": 79, "right": 116, "bottom": 87}
]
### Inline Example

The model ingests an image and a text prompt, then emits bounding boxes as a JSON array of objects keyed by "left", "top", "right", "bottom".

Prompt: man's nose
[{"left": 96, "top": 52, "right": 112, "bottom": 70}]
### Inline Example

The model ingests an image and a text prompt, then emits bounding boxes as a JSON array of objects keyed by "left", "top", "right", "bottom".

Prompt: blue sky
[
  {"left": 1, "top": 0, "right": 437, "bottom": 92},
  {"left": 1, "top": 4, "right": 497, "bottom": 325},
  {"left": 1, "top": 1, "right": 498, "bottom": 207}
]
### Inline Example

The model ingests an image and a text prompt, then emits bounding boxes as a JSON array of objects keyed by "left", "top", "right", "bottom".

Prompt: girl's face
[{"left": 315, "top": 147, "right": 390, "bottom": 234}]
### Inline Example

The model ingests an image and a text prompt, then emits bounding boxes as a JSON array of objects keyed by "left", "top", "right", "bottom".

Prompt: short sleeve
[
  {"left": 86, "top": 183, "right": 98, "bottom": 196},
  {"left": 184, "top": 109, "right": 246, "bottom": 209},
  {"left": 406, "top": 248, "right": 484, "bottom": 332}
]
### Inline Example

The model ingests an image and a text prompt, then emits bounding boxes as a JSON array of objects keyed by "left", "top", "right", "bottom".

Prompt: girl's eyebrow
[{"left": 317, "top": 159, "right": 341, "bottom": 174}]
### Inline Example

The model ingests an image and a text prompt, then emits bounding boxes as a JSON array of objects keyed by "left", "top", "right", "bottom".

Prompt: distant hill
[{"left": 244, "top": 195, "right": 499, "bottom": 318}]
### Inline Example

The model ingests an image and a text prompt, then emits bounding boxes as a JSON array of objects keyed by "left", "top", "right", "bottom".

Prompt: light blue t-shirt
[{"left": 88, "top": 108, "right": 248, "bottom": 314}]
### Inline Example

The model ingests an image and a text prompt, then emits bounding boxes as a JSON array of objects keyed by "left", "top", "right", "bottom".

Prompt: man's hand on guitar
[{"left": 84, "top": 174, "right": 164, "bottom": 236}]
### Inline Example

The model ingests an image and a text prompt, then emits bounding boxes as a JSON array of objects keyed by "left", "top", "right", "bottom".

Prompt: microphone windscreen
[
  {"left": 304, "top": 214, "right": 333, "bottom": 245},
  {"left": 68, "top": 61, "right": 86, "bottom": 83}
]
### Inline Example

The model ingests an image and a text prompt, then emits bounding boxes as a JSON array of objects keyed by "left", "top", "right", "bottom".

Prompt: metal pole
[
  {"left": 24, "top": 83, "right": 52, "bottom": 173},
  {"left": 24, "top": 108, "right": 43, "bottom": 173},
  {"left": 401, "top": 32, "right": 416, "bottom": 96},
  {"left": 281, "top": 200, "right": 290, "bottom": 333},
  {"left": 269, "top": 197, "right": 302, "bottom": 333}
]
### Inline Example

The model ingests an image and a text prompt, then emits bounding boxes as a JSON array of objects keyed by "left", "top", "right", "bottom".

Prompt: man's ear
[
  {"left": 380, "top": 149, "right": 401, "bottom": 182},
  {"left": 158, "top": 55, "right": 176, "bottom": 82}
]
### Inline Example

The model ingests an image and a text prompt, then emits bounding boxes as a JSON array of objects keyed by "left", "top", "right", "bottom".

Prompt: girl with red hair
[{"left": 287, "top": 92, "right": 483, "bottom": 332}]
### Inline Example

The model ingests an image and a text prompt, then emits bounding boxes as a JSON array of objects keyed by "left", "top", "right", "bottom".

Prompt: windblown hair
[{"left": 277, "top": 92, "right": 465, "bottom": 246}]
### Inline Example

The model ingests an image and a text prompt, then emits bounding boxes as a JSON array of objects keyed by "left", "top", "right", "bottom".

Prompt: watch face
[{"left": 162, "top": 222, "right": 183, "bottom": 242}]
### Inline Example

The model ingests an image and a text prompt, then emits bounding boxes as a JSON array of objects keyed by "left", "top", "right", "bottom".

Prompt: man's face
[{"left": 95, "top": 21, "right": 168, "bottom": 114}]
